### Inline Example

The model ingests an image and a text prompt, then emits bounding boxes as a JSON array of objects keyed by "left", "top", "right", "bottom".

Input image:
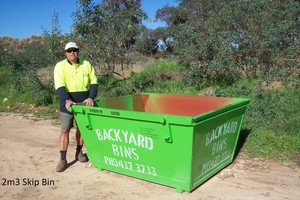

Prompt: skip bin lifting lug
[
  {"left": 164, "top": 119, "right": 173, "bottom": 143},
  {"left": 85, "top": 113, "right": 93, "bottom": 130}
]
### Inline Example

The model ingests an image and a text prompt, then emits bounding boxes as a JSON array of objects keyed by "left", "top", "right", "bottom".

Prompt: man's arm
[
  {"left": 56, "top": 87, "right": 70, "bottom": 102},
  {"left": 88, "top": 84, "right": 98, "bottom": 99}
]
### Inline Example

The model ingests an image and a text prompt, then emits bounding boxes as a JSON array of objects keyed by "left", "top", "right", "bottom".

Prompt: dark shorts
[{"left": 60, "top": 112, "right": 74, "bottom": 130}]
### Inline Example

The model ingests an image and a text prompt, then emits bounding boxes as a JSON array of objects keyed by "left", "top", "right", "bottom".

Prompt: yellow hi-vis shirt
[{"left": 54, "top": 59, "right": 98, "bottom": 92}]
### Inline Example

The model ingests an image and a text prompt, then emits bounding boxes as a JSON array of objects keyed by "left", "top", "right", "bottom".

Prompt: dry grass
[{"left": 111, "top": 55, "right": 157, "bottom": 79}]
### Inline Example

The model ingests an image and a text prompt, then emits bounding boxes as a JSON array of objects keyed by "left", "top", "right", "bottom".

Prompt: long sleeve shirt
[{"left": 54, "top": 59, "right": 98, "bottom": 114}]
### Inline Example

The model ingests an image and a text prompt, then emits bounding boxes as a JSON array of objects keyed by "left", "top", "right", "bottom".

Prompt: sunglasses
[{"left": 66, "top": 49, "right": 78, "bottom": 53}]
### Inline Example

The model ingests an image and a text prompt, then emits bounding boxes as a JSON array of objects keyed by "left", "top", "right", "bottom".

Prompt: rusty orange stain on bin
[
  {"left": 100, "top": 94, "right": 236, "bottom": 116},
  {"left": 137, "top": 94, "right": 235, "bottom": 116}
]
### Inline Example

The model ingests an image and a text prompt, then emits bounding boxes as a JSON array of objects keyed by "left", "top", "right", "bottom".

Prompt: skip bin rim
[{"left": 70, "top": 96, "right": 250, "bottom": 126}]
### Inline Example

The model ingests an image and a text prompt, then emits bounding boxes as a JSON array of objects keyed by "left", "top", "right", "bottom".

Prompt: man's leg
[
  {"left": 75, "top": 128, "right": 88, "bottom": 162},
  {"left": 56, "top": 112, "right": 73, "bottom": 172},
  {"left": 56, "top": 129, "right": 70, "bottom": 172},
  {"left": 59, "top": 129, "right": 70, "bottom": 159}
]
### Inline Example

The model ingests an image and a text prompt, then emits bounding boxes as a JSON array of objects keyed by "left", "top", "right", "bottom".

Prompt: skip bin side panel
[
  {"left": 74, "top": 109, "right": 195, "bottom": 192},
  {"left": 191, "top": 105, "right": 248, "bottom": 191}
]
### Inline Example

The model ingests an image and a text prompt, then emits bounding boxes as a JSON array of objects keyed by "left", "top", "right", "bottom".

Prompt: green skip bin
[{"left": 70, "top": 93, "right": 250, "bottom": 192}]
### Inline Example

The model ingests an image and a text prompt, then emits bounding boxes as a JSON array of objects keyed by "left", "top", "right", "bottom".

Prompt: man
[{"left": 54, "top": 42, "right": 98, "bottom": 172}]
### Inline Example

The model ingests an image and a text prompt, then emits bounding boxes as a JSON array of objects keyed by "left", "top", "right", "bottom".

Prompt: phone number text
[{"left": 104, "top": 156, "right": 157, "bottom": 176}]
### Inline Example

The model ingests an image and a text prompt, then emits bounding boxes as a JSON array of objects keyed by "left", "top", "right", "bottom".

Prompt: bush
[
  {"left": 130, "top": 59, "right": 184, "bottom": 92},
  {"left": 1, "top": 41, "right": 55, "bottom": 106},
  {"left": 217, "top": 79, "right": 300, "bottom": 162},
  {"left": 97, "top": 75, "right": 133, "bottom": 98}
]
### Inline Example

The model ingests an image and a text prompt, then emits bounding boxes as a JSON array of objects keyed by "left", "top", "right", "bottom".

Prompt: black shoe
[
  {"left": 56, "top": 159, "right": 68, "bottom": 172},
  {"left": 76, "top": 151, "right": 88, "bottom": 162}
]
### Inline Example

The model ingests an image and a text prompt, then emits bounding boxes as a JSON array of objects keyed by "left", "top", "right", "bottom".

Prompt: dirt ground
[{"left": 0, "top": 112, "right": 299, "bottom": 200}]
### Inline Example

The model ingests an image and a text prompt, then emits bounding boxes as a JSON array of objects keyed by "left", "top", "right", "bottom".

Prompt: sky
[{"left": 0, "top": 0, "right": 178, "bottom": 39}]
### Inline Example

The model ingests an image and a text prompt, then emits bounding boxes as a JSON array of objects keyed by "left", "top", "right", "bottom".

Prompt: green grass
[
  {"left": 220, "top": 79, "right": 300, "bottom": 163},
  {"left": 243, "top": 129, "right": 300, "bottom": 162}
]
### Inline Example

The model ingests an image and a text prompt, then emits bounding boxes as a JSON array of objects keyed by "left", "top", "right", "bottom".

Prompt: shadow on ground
[{"left": 234, "top": 128, "right": 251, "bottom": 159}]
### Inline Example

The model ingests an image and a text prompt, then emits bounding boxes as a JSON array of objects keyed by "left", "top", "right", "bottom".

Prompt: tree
[
  {"left": 73, "top": 0, "right": 148, "bottom": 77},
  {"left": 42, "top": 8, "right": 66, "bottom": 65},
  {"left": 151, "top": 27, "right": 174, "bottom": 53},
  {"left": 157, "top": 0, "right": 300, "bottom": 88},
  {"left": 135, "top": 28, "right": 159, "bottom": 55}
]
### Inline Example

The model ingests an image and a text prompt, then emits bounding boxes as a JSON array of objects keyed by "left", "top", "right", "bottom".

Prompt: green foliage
[
  {"left": 135, "top": 28, "right": 159, "bottom": 55},
  {"left": 0, "top": 65, "right": 54, "bottom": 113},
  {"left": 130, "top": 59, "right": 182, "bottom": 91},
  {"left": 182, "top": 61, "right": 239, "bottom": 90},
  {"left": 73, "top": 0, "right": 148, "bottom": 76},
  {"left": 158, "top": 0, "right": 300, "bottom": 86},
  {"left": 97, "top": 59, "right": 197, "bottom": 97},
  {"left": 219, "top": 80, "right": 300, "bottom": 135},
  {"left": 2, "top": 39, "right": 54, "bottom": 106},
  {"left": 0, "top": 66, "right": 12, "bottom": 111},
  {"left": 97, "top": 75, "right": 133, "bottom": 98},
  {"left": 41, "top": 8, "right": 66, "bottom": 65},
  {"left": 213, "top": 79, "right": 300, "bottom": 162}
]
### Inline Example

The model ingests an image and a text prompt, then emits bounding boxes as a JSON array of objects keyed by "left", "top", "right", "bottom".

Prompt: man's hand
[
  {"left": 83, "top": 98, "right": 94, "bottom": 107},
  {"left": 65, "top": 100, "right": 75, "bottom": 110}
]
